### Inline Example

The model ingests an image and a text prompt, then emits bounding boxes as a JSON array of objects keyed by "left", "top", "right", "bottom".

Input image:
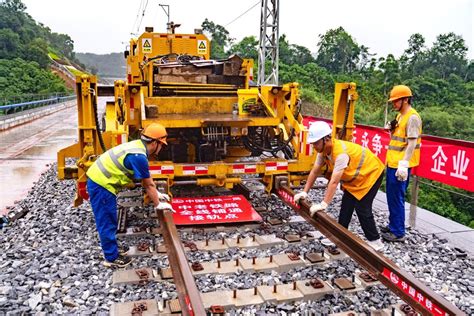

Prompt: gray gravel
[{"left": 0, "top": 164, "right": 472, "bottom": 315}]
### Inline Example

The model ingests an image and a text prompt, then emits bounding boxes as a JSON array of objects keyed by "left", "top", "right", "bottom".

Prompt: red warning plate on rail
[
  {"left": 381, "top": 268, "right": 447, "bottom": 316},
  {"left": 171, "top": 195, "right": 262, "bottom": 225}
]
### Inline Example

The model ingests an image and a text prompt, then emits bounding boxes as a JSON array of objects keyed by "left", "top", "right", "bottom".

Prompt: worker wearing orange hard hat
[
  {"left": 383, "top": 85, "right": 422, "bottom": 242},
  {"left": 86, "top": 123, "right": 174, "bottom": 268}
]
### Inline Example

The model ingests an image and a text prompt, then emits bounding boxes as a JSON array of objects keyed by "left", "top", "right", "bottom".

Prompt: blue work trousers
[
  {"left": 386, "top": 167, "right": 411, "bottom": 237},
  {"left": 87, "top": 179, "right": 119, "bottom": 262}
]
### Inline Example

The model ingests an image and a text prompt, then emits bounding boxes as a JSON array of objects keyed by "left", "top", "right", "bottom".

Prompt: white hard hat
[{"left": 307, "top": 121, "right": 332, "bottom": 143}]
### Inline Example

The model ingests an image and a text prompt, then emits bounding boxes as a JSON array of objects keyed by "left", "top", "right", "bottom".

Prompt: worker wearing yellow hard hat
[
  {"left": 86, "top": 123, "right": 174, "bottom": 268},
  {"left": 383, "top": 85, "right": 422, "bottom": 242},
  {"left": 294, "top": 121, "right": 385, "bottom": 251}
]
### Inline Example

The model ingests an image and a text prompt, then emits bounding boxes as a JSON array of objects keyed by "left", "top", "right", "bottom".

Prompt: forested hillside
[
  {"left": 0, "top": 0, "right": 77, "bottom": 100},
  {"left": 76, "top": 52, "right": 126, "bottom": 78},
  {"left": 201, "top": 19, "right": 474, "bottom": 228}
]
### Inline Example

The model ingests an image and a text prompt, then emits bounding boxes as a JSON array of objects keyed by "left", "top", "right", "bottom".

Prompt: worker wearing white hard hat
[{"left": 294, "top": 121, "right": 385, "bottom": 251}]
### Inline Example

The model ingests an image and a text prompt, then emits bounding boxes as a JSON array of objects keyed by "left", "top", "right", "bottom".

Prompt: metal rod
[
  {"left": 409, "top": 175, "right": 420, "bottom": 228},
  {"left": 274, "top": 184, "right": 463, "bottom": 316},
  {"left": 157, "top": 210, "right": 205, "bottom": 316}
]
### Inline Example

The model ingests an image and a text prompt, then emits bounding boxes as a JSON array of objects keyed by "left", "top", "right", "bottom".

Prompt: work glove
[
  {"left": 309, "top": 201, "right": 327, "bottom": 217},
  {"left": 293, "top": 191, "right": 308, "bottom": 203},
  {"left": 395, "top": 160, "right": 409, "bottom": 182},
  {"left": 156, "top": 190, "right": 170, "bottom": 202},
  {"left": 156, "top": 202, "right": 176, "bottom": 213}
]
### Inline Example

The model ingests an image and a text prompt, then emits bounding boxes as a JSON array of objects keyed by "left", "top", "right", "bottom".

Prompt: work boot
[
  {"left": 103, "top": 255, "right": 133, "bottom": 268},
  {"left": 118, "top": 245, "right": 130, "bottom": 256},
  {"left": 382, "top": 232, "right": 406, "bottom": 242},
  {"left": 367, "top": 239, "right": 384, "bottom": 251}
]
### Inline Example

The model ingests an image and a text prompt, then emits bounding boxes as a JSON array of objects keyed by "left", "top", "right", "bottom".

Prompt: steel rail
[
  {"left": 274, "top": 183, "right": 464, "bottom": 316},
  {"left": 157, "top": 209, "right": 205, "bottom": 316}
]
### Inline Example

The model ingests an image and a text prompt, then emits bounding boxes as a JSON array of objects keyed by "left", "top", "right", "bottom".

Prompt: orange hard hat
[
  {"left": 142, "top": 123, "right": 168, "bottom": 145},
  {"left": 388, "top": 85, "right": 412, "bottom": 102}
]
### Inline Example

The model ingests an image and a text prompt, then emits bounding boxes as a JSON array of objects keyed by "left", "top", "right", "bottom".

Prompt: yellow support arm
[{"left": 332, "top": 82, "right": 358, "bottom": 141}]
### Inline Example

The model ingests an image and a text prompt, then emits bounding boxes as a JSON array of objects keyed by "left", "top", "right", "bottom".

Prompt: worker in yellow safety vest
[
  {"left": 294, "top": 121, "right": 385, "bottom": 251},
  {"left": 382, "top": 85, "right": 422, "bottom": 242},
  {"left": 86, "top": 123, "right": 174, "bottom": 268}
]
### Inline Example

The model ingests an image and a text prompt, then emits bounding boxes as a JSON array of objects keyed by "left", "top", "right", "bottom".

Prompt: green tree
[
  {"left": 48, "top": 32, "right": 75, "bottom": 60},
  {"left": 290, "top": 44, "right": 315, "bottom": 66},
  {"left": 315, "top": 26, "right": 361, "bottom": 74},
  {"left": 0, "top": 0, "right": 79, "bottom": 67},
  {"left": 201, "top": 18, "right": 232, "bottom": 59},
  {"left": 400, "top": 33, "right": 428, "bottom": 77},
  {"left": 228, "top": 36, "right": 258, "bottom": 60},
  {"left": 358, "top": 45, "right": 374, "bottom": 77},
  {"left": 0, "top": 0, "right": 26, "bottom": 32},
  {"left": 429, "top": 32, "right": 468, "bottom": 79},
  {"left": 0, "top": 58, "right": 67, "bottom": 98},
  {"left": 278, "top": 34, "right": 315, "bottom": 66},
  {"left": 0, "top": 28, "right": 20, "bottom": 59},
  {"left": 377, "top": 54, "right": 401, "bottom": 94},
  {"left": 23, "top": 38, "right": 50, "bottom": 68}
]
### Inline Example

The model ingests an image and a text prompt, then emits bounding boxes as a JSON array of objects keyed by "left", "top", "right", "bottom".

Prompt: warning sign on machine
[
  {"left": 197, "top": 40, "right": 207, "bottom": 54},
  {"left": 142, "top": 38, "right": 152, "bottom": 53}
]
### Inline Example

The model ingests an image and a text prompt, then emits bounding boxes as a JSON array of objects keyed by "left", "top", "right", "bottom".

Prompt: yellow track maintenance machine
[{"left": 57, "top": 26, "right": 357, "bottom": 206}]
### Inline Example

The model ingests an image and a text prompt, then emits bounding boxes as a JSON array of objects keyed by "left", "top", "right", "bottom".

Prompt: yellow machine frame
[{"left": 57, "top": 28, "right": 357, "bottom": 206}]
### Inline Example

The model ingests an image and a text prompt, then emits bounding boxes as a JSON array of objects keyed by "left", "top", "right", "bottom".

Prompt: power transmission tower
[{"left": 258, "top": 0, "right": 279, "bottom": 86}]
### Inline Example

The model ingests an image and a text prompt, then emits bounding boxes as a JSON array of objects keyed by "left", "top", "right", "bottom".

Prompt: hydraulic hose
[
  {"left": 243, "top": 127, "right": 295, "bottom": 159},
  {"left": 91, "top": 88, "right": 106, "bottom": 152}
]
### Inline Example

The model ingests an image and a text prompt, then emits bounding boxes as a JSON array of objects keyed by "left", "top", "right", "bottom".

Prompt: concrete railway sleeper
[{"left": 108, "top": 184, "right": 464, "bottom": 316}]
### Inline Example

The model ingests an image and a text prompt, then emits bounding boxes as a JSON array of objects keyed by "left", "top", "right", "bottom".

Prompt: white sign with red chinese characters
[{"left": 171, "top": 195, "right": 262, "bottom": 225}]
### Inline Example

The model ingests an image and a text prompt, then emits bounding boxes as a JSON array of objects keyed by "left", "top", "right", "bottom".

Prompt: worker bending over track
[
  {"left": 382, "top": 85, "right": 422, "bottom": 242},
  {"left": 86, "top": 123, "right": 173, "bottom": 268},
  {"left": 294, "top": 121, "right": 385, "bottom": 251}
]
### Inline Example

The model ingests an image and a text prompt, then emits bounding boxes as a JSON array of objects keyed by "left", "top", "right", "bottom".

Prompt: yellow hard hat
[
  {"left": 388, "top": 85, "right": 412, "bottom": 102},
  {"left": 142, "top": 123, "right": 168, "bottom": 145}
]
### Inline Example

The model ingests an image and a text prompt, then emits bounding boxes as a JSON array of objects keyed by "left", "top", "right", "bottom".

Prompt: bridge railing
[{"left": 0, "top": 94, "right": 76, "bottom": 115}]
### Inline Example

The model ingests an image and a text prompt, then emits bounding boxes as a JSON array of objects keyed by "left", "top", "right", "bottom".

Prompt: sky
[{"left": 22, "top": 0, "right": 473, "bottom": 60}]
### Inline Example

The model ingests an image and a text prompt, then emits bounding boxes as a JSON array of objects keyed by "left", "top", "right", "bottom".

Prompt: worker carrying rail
[
  {"left": 294, "top": 121, "right": 385, "bottom": 251},
  {"left": 86, "top": 123, "right": 174, "bottom": 268}
]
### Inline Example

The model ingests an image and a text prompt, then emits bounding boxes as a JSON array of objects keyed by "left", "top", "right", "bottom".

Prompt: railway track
[{"left": 108, "top": 180, "right": 464, "bottom": 316}]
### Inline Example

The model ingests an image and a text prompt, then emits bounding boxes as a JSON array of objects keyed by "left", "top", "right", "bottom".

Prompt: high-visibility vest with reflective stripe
[
  {"left": 386, "top": 108, "right": 422, "bottom": 168},
  {"left": 324, "top": 139, "right": 384, "bottom": 200},
  {"left": 87, "top": 140, "right": 147, "bottom": 195}
]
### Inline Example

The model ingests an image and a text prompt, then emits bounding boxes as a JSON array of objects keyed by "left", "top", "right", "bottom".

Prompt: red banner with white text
[{"left": 303, "top": 117, "right": 474, "bottom": 192}]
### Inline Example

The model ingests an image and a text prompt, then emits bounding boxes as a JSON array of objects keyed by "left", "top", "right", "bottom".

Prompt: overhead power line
[
  {"left": 130, "top": 0, "right": 149, "bottom": 36},
  {"left": 224, "top": 1, "right": 260, "bottom": 27},
  {"left": 136, "top": 0, "right": 150, "bottom": 35},
  {"left": 131, "top": 0, "right": 145, "bottom": 36}
]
